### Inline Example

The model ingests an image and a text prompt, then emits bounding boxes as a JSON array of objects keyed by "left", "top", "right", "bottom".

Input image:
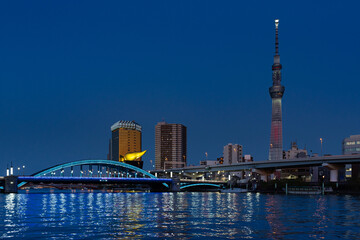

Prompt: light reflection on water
[{"left": 1, "top": 192, "right": 360, "bottom": 239}]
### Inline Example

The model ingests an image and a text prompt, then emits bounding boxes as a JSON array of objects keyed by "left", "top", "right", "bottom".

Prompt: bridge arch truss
[{"left": 18, "top": 159, "right": 157, "bottom": 188}]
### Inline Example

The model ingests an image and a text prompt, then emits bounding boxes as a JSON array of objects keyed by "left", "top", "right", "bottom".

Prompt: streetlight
[{"left": 320, "top": 138, "right": 323, "bottom": 156}]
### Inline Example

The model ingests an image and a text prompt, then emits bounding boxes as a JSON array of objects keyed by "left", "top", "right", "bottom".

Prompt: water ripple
[{"left": 1, "top": 191, "right": 360, "bottom": 239}]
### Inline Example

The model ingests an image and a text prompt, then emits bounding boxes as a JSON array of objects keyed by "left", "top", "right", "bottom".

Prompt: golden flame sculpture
[{"left": 122, "top": 150, "right": 147, "bottom": 161}]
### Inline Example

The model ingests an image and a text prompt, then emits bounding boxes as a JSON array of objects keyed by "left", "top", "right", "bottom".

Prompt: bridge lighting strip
[
  {"left": 180, "top": 183, "right": 221, "bottom": 189},
  {"left": 18, "top": 176, "right": 173, "bottom": 183}
]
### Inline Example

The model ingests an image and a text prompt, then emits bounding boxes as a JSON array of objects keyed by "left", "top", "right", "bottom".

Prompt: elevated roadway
[{"left": 151, "top": 155, "right": 360, "bottom": 174}]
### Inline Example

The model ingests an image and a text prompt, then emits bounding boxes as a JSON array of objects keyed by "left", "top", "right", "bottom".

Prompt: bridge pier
[
  {"left": 330, "top": 170, "right": 338, "bottom": 182},
  {"left": 253, "top": 169, "right": 274, "bottom": 182},
  {"left": 4, "top": 176, "right": 18, "bottom": 193},
  {"left": 323, "top": 163, "right": 343, "bottom": 182},
  {"left": 170, "top": 178, "right": 180, "bottom": 192}
]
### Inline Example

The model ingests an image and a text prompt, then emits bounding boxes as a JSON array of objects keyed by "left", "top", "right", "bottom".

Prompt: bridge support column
[
  {"left": 170, "top": 178, "right": 180, "bottom": 192},
  {"left": 330, "top": 170, "right": 338, "bottom": 182},
  {"left": 323, "top": 163, "right": 343, "bottom": 183},
  {"left": 253, "top": 169, "right": 274, "bottom": 182},
  {"left": 260, "top": 174, "right": 268, "bottom": 182},
  {"left": 4, "top": 176, "right": 18, "bottom": 193}
]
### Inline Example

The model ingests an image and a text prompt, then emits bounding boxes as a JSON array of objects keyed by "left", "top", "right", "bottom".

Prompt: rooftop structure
[{"left": 111, "top": 120, "right": 142, "bottom": 132}]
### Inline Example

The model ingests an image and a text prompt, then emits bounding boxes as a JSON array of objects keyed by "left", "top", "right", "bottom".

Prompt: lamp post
[{"left": 320, "top": 138, "right": 323, "bottom": 156}]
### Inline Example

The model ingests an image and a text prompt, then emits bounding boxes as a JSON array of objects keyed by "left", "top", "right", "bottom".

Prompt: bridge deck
[
  {"left": 151, "top": 154, "right": 360, "bottom": 173},
  {"left": 18, "top": 176, "right": 173, "bottom": 184}
]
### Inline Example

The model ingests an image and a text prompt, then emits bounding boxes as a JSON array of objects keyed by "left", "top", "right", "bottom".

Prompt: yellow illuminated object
[{"left": 122, "top": 150, "right": 147, "bottom": 161}]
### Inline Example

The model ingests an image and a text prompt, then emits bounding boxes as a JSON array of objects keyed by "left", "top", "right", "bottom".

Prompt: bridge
[
  {"left": 151, "top": 154, "right": 360, "bottom": 182},
  {"left": 0, "top": 159, "right": 225, "bottom": 193}
]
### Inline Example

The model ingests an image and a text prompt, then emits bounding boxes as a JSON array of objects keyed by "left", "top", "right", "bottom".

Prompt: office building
[
  {"left": 109, "top": 120, "right": 143, "bottom": 168},
  {"left": 269, "top": 19, "right": 285, "bottom": 161},
  {"left": 223, "top": 143, "right": 243, "bottom": 165},
  {"left": 343, "top": 135, "right": 360, "bottom": 154},
  {"left": 155, "top": 122, "right": 187, "bottom": 170},
  {"left": 343, "top": 135, "right": 360, "bottom": 179}
]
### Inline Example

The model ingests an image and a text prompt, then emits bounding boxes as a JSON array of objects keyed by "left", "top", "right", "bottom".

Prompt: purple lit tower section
[{"left": 269, "top": 19, "right": 285, "bottom": 161}]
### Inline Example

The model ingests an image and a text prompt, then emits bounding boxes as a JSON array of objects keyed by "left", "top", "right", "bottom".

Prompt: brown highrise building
[
  {"left": 155, "top": 122, "right": 187, "bottom": 170},
  {"left": 109, "top": 120, "right": 143, "bottom": 168}
]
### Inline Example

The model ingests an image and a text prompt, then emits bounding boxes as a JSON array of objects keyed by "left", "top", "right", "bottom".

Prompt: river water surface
[{"left": 1, "top": 191, "right": 360, "bottom": 239}]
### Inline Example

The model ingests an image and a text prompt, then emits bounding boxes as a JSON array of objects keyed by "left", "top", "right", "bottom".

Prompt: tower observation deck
[{"left": 269, "top": 19, "right": 285, "bottom": 161}]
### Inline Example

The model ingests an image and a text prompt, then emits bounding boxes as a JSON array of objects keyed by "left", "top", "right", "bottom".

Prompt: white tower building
[{"left": 223, "top": 143, "right": 243, "bottom": 165}]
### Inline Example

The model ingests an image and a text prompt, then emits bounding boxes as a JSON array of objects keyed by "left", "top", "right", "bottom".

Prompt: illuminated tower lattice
[{"left": 269, "top": 19, "right": 285, "bottom": 161}]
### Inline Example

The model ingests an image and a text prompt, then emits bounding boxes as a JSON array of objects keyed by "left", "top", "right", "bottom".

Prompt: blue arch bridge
[{"left": 0, "top": 160, "right": 225, "bottom": 193}]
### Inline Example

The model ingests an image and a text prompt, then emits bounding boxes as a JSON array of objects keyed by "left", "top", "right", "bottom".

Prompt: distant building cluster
[
  {"left": 107, "top": 120, "right": 187, "bottom": 170},
  {"left": 104, "top": 19, "right": 359, "bottom": 186}
]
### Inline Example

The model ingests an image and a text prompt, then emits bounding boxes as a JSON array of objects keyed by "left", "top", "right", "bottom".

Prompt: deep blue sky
[{"left": 0, "top": 1, "right": 359, "bottom": 174}]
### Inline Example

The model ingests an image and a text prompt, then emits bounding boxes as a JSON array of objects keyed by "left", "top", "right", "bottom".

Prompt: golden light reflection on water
[{"left": 309, "top": 196, "right": 329, "bottom": 239}]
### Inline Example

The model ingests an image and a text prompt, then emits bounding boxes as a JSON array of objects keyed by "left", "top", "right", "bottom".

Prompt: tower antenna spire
[
  {"left": 269, "top": 18, "right": 285, "bottom": 161},
  {"left": 275, "top": 19, "right": 279, "bottom": 55}
]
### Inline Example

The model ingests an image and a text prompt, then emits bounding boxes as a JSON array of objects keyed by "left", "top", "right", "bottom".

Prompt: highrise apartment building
[
  {"left": 155, "top": 122, "right": 187, "bottom": 170},
  {"left": 109, "top": 120, "right": 143, "bottom": 168},
  {"left": 269, "top": 19, "right": 285, "bottom": 161},
  {"left": 223, "top": 143, "right": 243, "bottom": 165}
]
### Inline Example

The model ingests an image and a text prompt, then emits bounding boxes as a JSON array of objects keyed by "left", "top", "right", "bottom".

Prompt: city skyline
[{"left": 0, "top": 1, "right": 359, "bottom": 174}]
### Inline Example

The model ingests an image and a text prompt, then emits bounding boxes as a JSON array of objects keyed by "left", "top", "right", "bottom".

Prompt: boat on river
[
  {"left": 286, "top": 186, "right": 334, "bottom": 195},
  {"left": 220, "top": 188, "right": 247, "bottom": 193},
  {"left": 286, "top": 186, "right": 321, "bottom": 195}
]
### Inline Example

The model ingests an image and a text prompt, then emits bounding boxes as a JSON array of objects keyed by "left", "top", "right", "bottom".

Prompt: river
[{"left": 1, "top": 191, "right": 360, "bottom": 239}]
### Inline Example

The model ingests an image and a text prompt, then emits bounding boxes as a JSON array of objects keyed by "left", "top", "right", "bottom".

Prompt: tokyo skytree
[{"left": 269, "top": 19, "right": 285, "bottom": 161}]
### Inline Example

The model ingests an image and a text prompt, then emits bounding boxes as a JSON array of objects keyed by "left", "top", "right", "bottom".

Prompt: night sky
[{"left": 0, "top": 1, "right": 359, "bottom": 174}]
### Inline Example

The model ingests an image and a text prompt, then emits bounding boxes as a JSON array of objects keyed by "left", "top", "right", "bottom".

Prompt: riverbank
[{"left": 252, "top": 179, "right": 360, "bottom": 195}]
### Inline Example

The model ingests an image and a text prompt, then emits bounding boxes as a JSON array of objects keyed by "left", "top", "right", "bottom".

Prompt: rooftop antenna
[{"left": 275, "top": 19, "right": 279, "bottom": 55}]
